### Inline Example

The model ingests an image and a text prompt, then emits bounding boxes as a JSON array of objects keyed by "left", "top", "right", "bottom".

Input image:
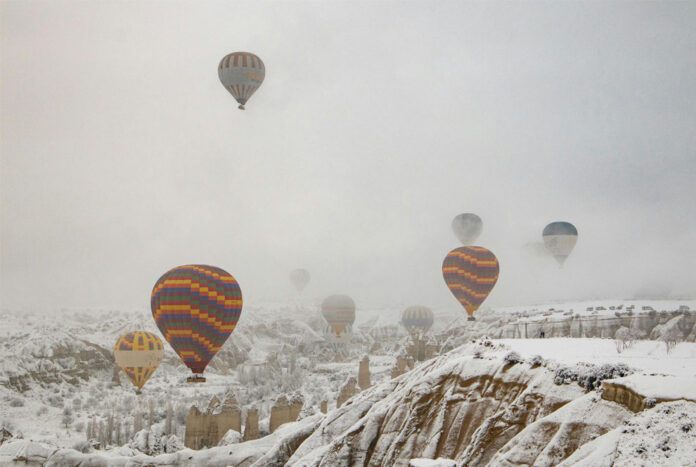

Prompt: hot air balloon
[
  {"left": 289, "top": 269, "right": 310, "bottom": 293},
  {"left": 542, "top": 222, "right": 578, "bottom": 266},
  {"left": 218, "top": 52, "right": 265, "bottom": 110},
  {"left": 321, "top": 294, "right": 355, "bottom": 337},
  {"left": 151, "top": 265, "right": 242, "bottom": 382},
  {"left": 442, "top": 246, "right": 499, "bottom": 320},
  {"left": 401, "top": 306, "right": 434, "bottom": 336},
  {"left": 451, "top": 213, "right": 483, "bottom": 245},
  {"left": 114, "top": 331, "right": 164, "bottom": 393},
  {"left": 323, "top": 322, "right": 353, "bottom": 350}
]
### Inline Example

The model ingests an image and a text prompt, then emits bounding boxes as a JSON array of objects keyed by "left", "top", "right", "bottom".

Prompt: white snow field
[{"left": 0, "top": 299, "right": 694, "bottom": 465}]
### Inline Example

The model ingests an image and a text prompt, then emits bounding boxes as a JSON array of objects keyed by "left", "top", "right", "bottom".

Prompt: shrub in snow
[
  {"left": 72, "top": 441, "right": 92, "bottom": 453},
  {"left": 473, "top": 350, "right": 484, "bottom": 359},
  {"left": 645, "top": 398, "right": 656, "bottom": 408},
  {"left": 9, "top": 398, "right": 24, "bottom": 407},
  {"left": 554, "top": 363, "right": 632, "bottom": 392},
  {"left": 503, "top": 352, "right": 522, "bottom": 366},
  {"left": 164, "top": 434, "right": 184, "bottom": 453},
  {"left": 527, "top": 355, "right": 545, "bottom": 367}
]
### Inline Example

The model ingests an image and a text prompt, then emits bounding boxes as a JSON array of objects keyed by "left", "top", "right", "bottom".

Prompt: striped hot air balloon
[
  {"left": 151, "top": 265, "right": 242, "bottom": 382},
  {"left": 321, "top": 294, "right": 355, "bottom": 336},
  {"left": 218, "top": 52, "right": 265, "bottom": 110},
  {"left": 114, "top": 331, "right": 164, "bottom": 392},
  {"left": 542, "top": 221, "right": 578, "bottom": 267},
  {"left": 442, "top": 246, "right": 499, "bottom": 319},
  {"left": 401, "top": 306, "right": 434, "bottom": 335}
]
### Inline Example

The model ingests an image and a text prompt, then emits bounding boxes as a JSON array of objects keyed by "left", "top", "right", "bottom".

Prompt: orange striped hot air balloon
[
  {"left": 218, "top": 52, "right": 265, "bottom": 110},
  {"left": 442, "top": 246, "right": 499, "bottom": 320}
]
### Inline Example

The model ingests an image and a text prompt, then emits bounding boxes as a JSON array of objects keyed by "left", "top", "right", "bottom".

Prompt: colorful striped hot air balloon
[
  {"left": 321, "top": 294, "right": 355, "bottom": 336},
  {"left": 442, "top": 246, "right": 499, "bottom": 319},
  {"left": 151, "top": 265, "right": 242, "bottom": 382},
  {"left": 218, "top": 52, "right": 265, "bottom": 110},
  {"left": 114, "top": 331, "right": 164, "bottom": 393},
  {"left": 401, "top": 306, "right": 434, "bottom": 335},
  {"left": 542, "top": 221, "right": 578, "bottom": 267}
]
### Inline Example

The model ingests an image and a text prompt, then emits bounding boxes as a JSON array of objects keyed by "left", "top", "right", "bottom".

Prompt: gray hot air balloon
[
  {"left": 323, "top": 323, "right": 353, "bottom": 350},
  {"left": 218, "top": 52, "right": 265, "bottom": 110},
  {"left": 542, "top": 221, "right": 578, "bottom": 266},
  {"left": 289, "top": 269, "right": 310, "bottom": 293},
  {"left": 451, "top": 213, "right": 482, "bottom": 245}
]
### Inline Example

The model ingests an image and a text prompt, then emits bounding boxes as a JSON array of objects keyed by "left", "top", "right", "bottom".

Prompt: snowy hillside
[{"left": 1, "top": 300, "right": 695, "bottom": 465}]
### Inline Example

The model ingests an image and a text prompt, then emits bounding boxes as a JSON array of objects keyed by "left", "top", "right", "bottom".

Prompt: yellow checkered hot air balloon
[{"left": 114, "top": 331, "right": 164, "bottom": 392}]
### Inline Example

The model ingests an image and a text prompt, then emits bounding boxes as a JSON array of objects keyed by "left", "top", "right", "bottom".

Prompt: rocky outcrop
[
  {"left": 358, "top": 356, "right": 371, "bottom": 390},
  {"left": 288, "top": 345, "right": 590, "bottom": 466},
  {"left": 336, "top": 377, "right": 359, "bottom": 408},
  {"left": 269, "top": 395, "right": 304, "bottom": 433},
  {"left": 185, "top": 395, "right": 242, "bottom": 449},
  {"left": 243, "top": 408, "right": 258, "bottom": 441}
]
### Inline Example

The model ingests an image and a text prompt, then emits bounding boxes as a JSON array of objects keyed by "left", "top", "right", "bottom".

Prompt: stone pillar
[
  {"left": 243, "top": 408, "right": 258, "bottom": 441},
  {"left": 358, "top": 356, "right": 371, "bottom": 390},
  {"left": 337, "top": 377, "right": 358, "bottom": 408}
]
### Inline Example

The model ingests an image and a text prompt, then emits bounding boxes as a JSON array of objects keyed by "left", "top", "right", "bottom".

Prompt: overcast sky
[{"left": 2, "top": 1, "right": 695, "bottom": 313}]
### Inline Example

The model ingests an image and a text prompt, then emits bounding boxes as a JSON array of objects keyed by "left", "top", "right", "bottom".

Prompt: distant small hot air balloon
[
  {"left": 114, "top": 331, "right": 163, "bottom": 393},
  {"left": 151, "top": 265, "right": 242, "bottom": 382},
  {"left": 289, "top": 269, "right": 310, "bottom": 293},
  {"left": 442, "top": 246, "right": 499, "bottom": 319},
  {"left": 321, "top": 294, "right": 355, "bottom": 337},
  {"left": 451, "top": 213, "right": 483, "bottom": 245},
  {"left": 218, "top": 52, "right": 265, "bottom": 110},
  {"left": 401, "top": 306, "right": 434, "bottom": 336},
  {"left": 542, "top": 222, "right": 578, "bottom": 266}
]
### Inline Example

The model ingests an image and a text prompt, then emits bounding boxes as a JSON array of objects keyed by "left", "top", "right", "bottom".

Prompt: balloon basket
[
  {"left": 238, "top": 104, "right": 245, "bottom": 110},
  {"left": 467, "top": 316, "right": 476, "bottom": 321},
  {"left": 187, "top": 375, "right": 206, "bottom": 383},
  {"left": 135, "top": 389, "right": 142, "bottom": 395}
]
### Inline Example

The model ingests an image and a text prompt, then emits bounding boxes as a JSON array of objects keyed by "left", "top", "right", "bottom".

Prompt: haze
[{"left": 2, "top": 1, "right": 695, "bottom": 312}]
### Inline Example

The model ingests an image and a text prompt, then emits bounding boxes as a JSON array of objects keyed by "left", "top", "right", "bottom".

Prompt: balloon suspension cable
[{"left": 238, "top": 104, "right": 245, "bottom": 110}]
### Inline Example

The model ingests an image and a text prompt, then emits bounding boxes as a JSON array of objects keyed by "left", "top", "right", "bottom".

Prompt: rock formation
[
  {"left": 243, "top": 408, "right": 258, "bottom": 441},
  {"left": 336, "top": 377, "right": 359, "bottom": 408},
  {"left": 358, "top": 355, "right": 371, "bottom": 390},
  {"left": 269, "top": 394, "right": 304, "bottom": 433},
  {"left": 184, "top": 393, "right": 241, "bottom": 449}
]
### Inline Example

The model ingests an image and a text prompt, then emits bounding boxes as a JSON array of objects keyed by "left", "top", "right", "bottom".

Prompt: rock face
[
  {"left": 243, "top": 408, "right": 258, "bottom": 441},
  {"left": 497, "top": 310, "right": 696, "bottom": 343},
  {"left": 184, "top": 395, "right": 242, "bottom": 449},
  {"left": 391, "top": 356, "right": 415, "bottom": 379},
  {"left": 269, "top": 395, "right": 304, "bottom": 433},
  {"left": 286, "top": 343, "right": 632, "bottom": 466},
  {"left": 358, "top": 356, "right": 371, "bottom": 390}
]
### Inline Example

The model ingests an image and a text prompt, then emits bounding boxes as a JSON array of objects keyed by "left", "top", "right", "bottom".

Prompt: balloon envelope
[
  {"left": 442, "top": 246, "right": 499, "bottom": 316},
  {"left": 542, "top": 222, "right": 578, "bottom": 266},
  {"left": 114, "top": 331, "right": 164, "bottom": 390},
  {"left": 323, "top": 323, "right": 352, "bottom": 348},
  {"left": 218, "top": 52, "right": 265, "bottom": 109},
  {"left": 289, "top": 269, "right": 310, "bottom": 293},
  {"left": 151, "top": 265, "right": 242, "bottom": 375},
  {"left": 401, "top": 306, "right": 434, "bottom": 334},
  {"left": 321, "top": 294, "right": 355, "bottom": 336},
  {"left": 451, "top": 213, "right": 483, "bottom": 245}
]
